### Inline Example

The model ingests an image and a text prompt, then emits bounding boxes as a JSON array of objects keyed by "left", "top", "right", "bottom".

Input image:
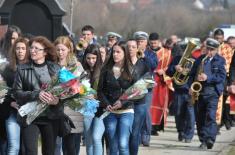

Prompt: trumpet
[
  {"left": 137, "top": 48, "right": 144, "bottom": 58},
  {"left": 76, "top": 40, "right": 88, "bottom": 51}
]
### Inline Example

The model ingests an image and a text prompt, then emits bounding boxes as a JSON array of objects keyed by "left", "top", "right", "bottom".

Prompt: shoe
[
  {"left": 199, "top": 143, "right": 207, "bottom": 150},
  {"left": 142, "top": 142, "right": 150, "bottom": 147},
  {"left": 225, "top": 121, "right": 231, "bottom": 130},
  {"left": 142, "top": 135, "right": 150, "bottom": 146},
  {"left": 206, "top": 139, "right": 214, "bottom": 149},
  {"left": 184, "top": 139, "right": 192, "bottom": 143},
  {"left": 231, "top": 121, "right": 235, "bottom": 127},
  {"left": 178, "top": 132, "right": 184, "bottom": 141},
  {"left": 151, "top": 130, "right": 159, "bottom": 136}
]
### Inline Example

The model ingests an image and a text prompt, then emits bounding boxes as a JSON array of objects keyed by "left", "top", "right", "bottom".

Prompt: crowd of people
[{"left": 0, "top": 24, "right": 234, "bottom": 155}]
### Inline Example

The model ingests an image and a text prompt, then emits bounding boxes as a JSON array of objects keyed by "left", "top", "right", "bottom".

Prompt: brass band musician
[{"left": 190, "top": 38, "right": 226, "bottom": 149}]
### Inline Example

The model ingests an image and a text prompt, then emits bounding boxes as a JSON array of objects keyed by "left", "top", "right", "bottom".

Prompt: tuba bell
[{"left": 173, "top": 40, "right": 198, "bottom": 85}]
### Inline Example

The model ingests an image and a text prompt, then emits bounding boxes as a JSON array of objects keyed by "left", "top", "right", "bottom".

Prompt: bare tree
[{"left": 70, "top": 0, "right": 235, "bottom": 39}]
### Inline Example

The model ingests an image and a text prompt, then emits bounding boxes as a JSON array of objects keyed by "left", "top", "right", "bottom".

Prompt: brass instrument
[
  {"left": 191, "top": 55, "right": 208, "bottom": 104},
  {"left": 173, "top": 40, "right": 198, "bottom": 85},
  {"left": 76, "top": 40, "right": 88, "bottom": 51},
  {"left": 137, "top": 48, "right": 144, "bottom": 58}
]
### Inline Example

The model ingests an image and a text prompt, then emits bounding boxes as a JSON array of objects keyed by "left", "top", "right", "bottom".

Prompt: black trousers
[
  {"left": 21, "top": 121, "right": 57, "bottom": 155},
  {"left": 221, "top": 77, "right": 232, "bottom": 126},
  {"left": 62, "top": 133, "right": 81, "bottom": 155},
  {"left": 222, "top": 95, "right": 233, "bottom": 125}
]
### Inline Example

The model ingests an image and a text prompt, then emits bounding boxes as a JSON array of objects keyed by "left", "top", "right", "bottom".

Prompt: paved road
[{"left": 79, "top": 116, "right": 235, "bottom": 155}]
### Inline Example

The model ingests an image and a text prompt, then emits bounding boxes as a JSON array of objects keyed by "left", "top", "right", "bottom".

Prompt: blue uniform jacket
[
  {"left": 166, "top": 55, "right": 190, "bottom": 92},
  {"left": 144, "top": 49, "right": 158, "bottom": 72},
  {"left": 189, "top": 54, "right": 226, "bottom": 96}
]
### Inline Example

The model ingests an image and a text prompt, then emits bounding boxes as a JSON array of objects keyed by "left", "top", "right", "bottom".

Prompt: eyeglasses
[{"left": 29, "top": 46, "right": 44, "bottom": 52}]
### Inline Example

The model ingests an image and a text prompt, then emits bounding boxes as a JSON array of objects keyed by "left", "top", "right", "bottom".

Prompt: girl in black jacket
[{"left": 98, "top": 41, "right": 134, "bottom": 155}]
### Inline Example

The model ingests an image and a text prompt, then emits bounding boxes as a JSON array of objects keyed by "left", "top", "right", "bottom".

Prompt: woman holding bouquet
[
  {"left": 0, "top": 37, "right": 30, "bottom": 155},
  {"left": 0, "top": 25, "right": 21, "bottom": 155},
  {"left": 13, "top": 36, "right": 62, "bottom": 155},
  {"left": 127, "top": 39, "right": 150, "bottom": 155},
  {"left": 98, "top": 41, "right": 134, "bottom": 155},
  {"left": 82, "top": 44, "right": 103, "bottom": 155},
  {"left": 54, "top": 36, "right": 84, "bottom": 155}
]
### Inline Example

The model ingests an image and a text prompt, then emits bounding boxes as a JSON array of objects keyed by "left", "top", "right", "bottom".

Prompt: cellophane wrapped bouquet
[
  {"left": 18, "top": 67, "right": 99, "bottom": 125},
  {"left": 0, "top": 75, "right": 9, "bottom": 103},
  {"left": 100, "top": 72, "right": 156, "bottom": 119},
  {"left": 0, "top": 55, "right": 9, "bottom": 103}
]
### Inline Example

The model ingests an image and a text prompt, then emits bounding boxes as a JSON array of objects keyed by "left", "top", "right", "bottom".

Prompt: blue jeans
[
  {"left": 141, "top": 91, "right": 152, "bottom": 144},
  {"left": 84, "top": 116, "right": 105, "bottom": 155},
  {"left": 92, "top": 117, "right": 105, "bottom": 155},
  {"left": 130, "top": 100, "right": 147, "bottom": 155},
  {"left": 84, "top": 116, "right": 94, "bottom": 155},
  {"left": 104, "top": 112, "right": 134, "bottom": 155},
  {"left": 54, "top": 137, "right": 62, "bottom": 155},
  {"left": 5, "top": 113, "right": 20, "bottom": 155},
  {"left": 174, "top": 93, "right": 195, "bottom": 140}
]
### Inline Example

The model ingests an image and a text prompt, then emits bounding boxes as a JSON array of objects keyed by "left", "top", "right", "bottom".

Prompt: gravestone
[{"left": 0, "top": 0, "right": 67, "bottom": 41}]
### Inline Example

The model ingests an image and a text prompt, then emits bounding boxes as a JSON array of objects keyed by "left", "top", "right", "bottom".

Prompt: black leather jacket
[
  {"left": 0, "top": 65, "right": 16, "bottom": 119},
  {"left": 97, "top": 69, "right": 134, "bottom": 110},
  {"left": 132, "top": 58, "right": 150, "bottom": 83},
  {"left": 13, "top": 61, "right": 63, "bottom": 120}
]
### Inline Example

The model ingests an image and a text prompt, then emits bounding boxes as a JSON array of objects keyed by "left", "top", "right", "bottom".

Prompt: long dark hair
[
  {"left": 9, "top": 37, "right": 30, "bottom": 71},
  {"left": 0, "top": 25, "right": 21, "bottom": 59},
  {"left": 99, "top": 44, "right": 110, "bottom": 65},
  {"left": 82, "top": 44, "right": 103, "bottom": 87},
  {"left": 104, "top": 41, "right": 133, "bottom": 81}
]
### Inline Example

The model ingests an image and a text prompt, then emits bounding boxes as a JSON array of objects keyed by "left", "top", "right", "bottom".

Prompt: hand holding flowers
[
  {"left": 39, "top": 91, "right": 59, "bottom": 105},
  {"left": 18, "top": 67, "right": 99, "bottom": 125},
  {"left": 100, "top": 72, "right": 155, "bottom": 119}
]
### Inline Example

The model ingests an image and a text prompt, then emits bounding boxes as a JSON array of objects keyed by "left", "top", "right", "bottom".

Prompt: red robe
[
  {"left": 217, "top": 43, "right": 234, "bottom": 124},
  {"left": 151, "top": 48, "right": 173, "bottom": 126},
  {"left": 192, "top": 49, "right": 202, "bottom": 59}
]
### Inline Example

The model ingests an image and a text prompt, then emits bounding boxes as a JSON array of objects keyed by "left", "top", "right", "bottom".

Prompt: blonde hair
[{"left": 54, "top": 36, "right": 75, "bottom": 66}]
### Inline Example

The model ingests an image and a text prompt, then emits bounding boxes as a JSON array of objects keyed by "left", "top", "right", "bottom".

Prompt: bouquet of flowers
[
  {"left": 0, "top": 75, "right": 9, "bottom": 103},
  {"left": 18, "top": 67, "right": 99, "bottom": 125},
  {"left": 0, "top": 55, "right": 9, "bottom": 103},
  {"left": 99, "top": 72, "right": 155, "bottom": 119}
]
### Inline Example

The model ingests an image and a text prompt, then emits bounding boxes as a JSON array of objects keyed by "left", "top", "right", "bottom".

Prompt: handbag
[{"left": 58, "top": 114, "right": 75, "bottom": 137}]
